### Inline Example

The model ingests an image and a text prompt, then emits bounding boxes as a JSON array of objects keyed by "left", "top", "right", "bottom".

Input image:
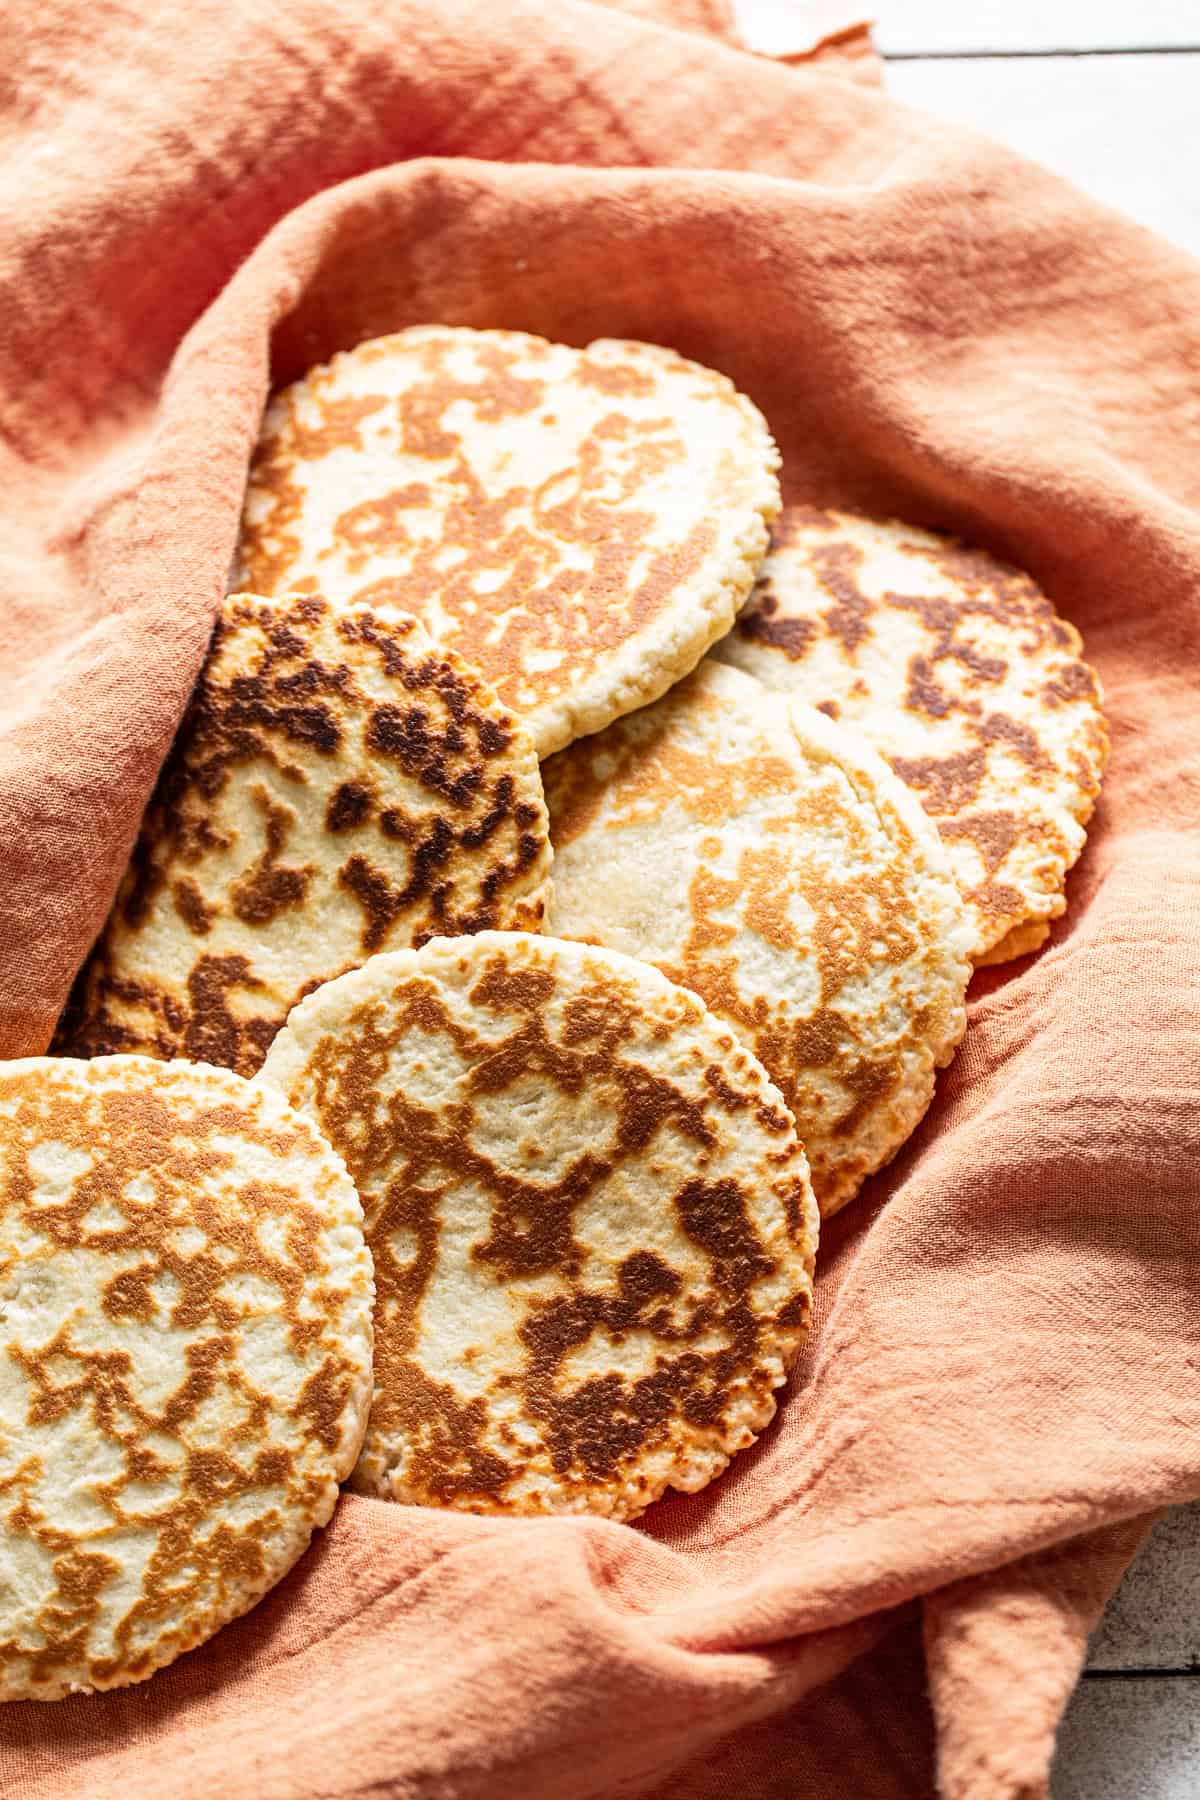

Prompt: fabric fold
[{"left": 924, "top": 1519, "right": 1154, "bottom": 1800}]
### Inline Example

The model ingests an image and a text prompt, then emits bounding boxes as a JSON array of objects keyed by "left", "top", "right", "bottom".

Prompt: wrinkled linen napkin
[{"left": 1, "top": 2, "right": 1198, "bottom": 1796}]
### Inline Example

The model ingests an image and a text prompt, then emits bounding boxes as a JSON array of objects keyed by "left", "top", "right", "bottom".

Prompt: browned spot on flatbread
[
  {"left": 812, "top": 543, "right": 874, "bottom": 653},
  {"left": 575, "top": 360, "right": 656, "bottom": 398},
  {"left": 332, "top": 484, "right": 431, "bottom": 553},
  {"left": 1044, "top": 662, "right": 1099, "bottom": 707},
  {"left": 737, "top": 590, "right": 816, "bottom": 661},
  {"left": 938, "top": 809, "right": 1021, "bottom": 869},
  {"left": 182, "top": 954, "right": 278, "bottom": 1071},
  {"left": 905, "top": 654, "right": 953, "bottom": 718},
  {"left": 366, "top": 704, "right": 486, "bottom": 808},
  {"left": 889, "top": 748, "right": 987, "bottom": 815},
  {"left": 774, "top": 502, "right": 840, "bottom": 540},
  {"left": 519, "top": 1183, "right": 771, "bottom": 1479},
  {"left": 229, "top": 789, "right": 315, "bottom": 926},
  {"left": 977, "top": 710, "right": 1052, "bottom": 772},
  {"left": 326, "top": 780, "right": 374, "bottom": 832},
  {"left": 338, "top": 827, "right": 455, "bottom": 954},
  {"left": 938, "top": 810, "right": 1036, "bottom": 920},
  {"left": 887, "top": 590, "right": 1007, "bottom": 687},
  {"left": 276, "top": 393, "right": 387, "bottom": 460},
  {"left": 172, "top": 879, "right": 213, "bottom": 937}
]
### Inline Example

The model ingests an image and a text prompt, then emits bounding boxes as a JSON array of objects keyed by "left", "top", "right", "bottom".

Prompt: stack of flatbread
[{"left": 4, "top": 325, "right": 1106, "bottom": 1698}]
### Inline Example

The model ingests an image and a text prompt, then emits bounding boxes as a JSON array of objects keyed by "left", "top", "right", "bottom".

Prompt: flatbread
[
  {"left": 712, "top": 507, "right": 1109, "bottom": 964},
  {"left": 259, "top": 931, "right": 817, "bottom": 1521},
  {"left": 543, "top": 660, "right": 972, "bottom": 1216},
  {"left": 60, "top": 592, "right": 552, "bottom": 1076},
  {"left": 235, "top": 326, "right": 781, "bottom": 756},
  {"left": 0, "top": 1055, "right": 373, "bottom": 1701}
]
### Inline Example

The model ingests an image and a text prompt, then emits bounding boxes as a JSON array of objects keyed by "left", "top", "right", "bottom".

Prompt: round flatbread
[
  {"left": 60, "top": 592, "right": 552, "bottom": 1076},
  {"left": 543, "top": 660, "right": 972, "bottom": 1217},
  {"left": 0, "top": 1055, "right": 373, "bottom": 1701},
  {"left": 259, "top": 932, "right": 817, "bottom": 1522},
  {"left": 712, "top": 507, "right": 1109, "bottom": 964},
  {"left": 235, "top": 326, "right": 781, "bottom": 756}
]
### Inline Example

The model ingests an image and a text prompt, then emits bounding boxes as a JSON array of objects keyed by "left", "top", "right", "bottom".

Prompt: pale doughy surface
[
  {"left": 61, "top": 592, "right": 551, "bottom": 1075},
  {"left": 712, "top": 507, "right": 1108, "bottom": 963},
  {"left": 260, "top": 932, "right": 817, "bottom": 1521},
  {"left": 544, "top": 660, "right": 973, "bottom": 1216},
  {"left": 236, "top": 326, "right": 781, "bottom": 755},
  {"left": 0, "top": 1055, "right": 373, "bottom": 1701}
]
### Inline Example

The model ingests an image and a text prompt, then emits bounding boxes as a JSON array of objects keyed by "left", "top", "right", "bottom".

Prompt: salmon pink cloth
[{"left": 2, "top": 3, "right": 1199, "bottom": 1796}]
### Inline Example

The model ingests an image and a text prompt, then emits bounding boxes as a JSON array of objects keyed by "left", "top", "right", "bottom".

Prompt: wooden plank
[
  {"left": 1053, "top": 1674, "right": 1200, "bottom": 1798},
  {"left": 875, "top": 1, "right": 1200, "bottom": 57},
  {"left": 1088, "top": 1506, "right": 1200, "bottom": 1672},
  {"left": 886, "top": 53, "right": 1200, "bottom": 257},
  {"left": 731, "top": 1, "right": 1200, "bottom": 58}
]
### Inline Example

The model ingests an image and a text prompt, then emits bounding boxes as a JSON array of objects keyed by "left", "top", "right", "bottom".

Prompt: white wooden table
[
  {"left": 733, "top": 1, "right": 1200, "bottom": 1790},
  {"left": 882, "top": 3, "right": 1200, "bottom": 258}
]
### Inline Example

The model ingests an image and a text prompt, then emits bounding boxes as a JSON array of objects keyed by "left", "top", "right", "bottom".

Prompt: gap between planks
[{"left": 885, "top": 45, "right": 1200, "bottom": 60}]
